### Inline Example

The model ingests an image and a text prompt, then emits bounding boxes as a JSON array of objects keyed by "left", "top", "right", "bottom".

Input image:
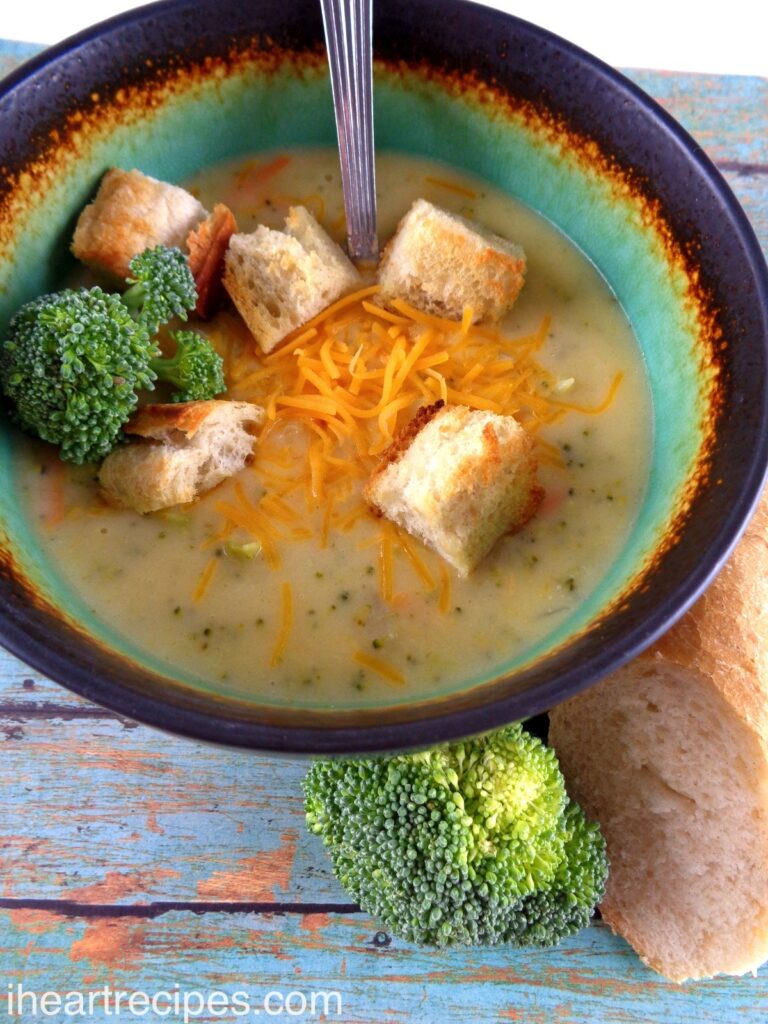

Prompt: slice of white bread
[
  {"left": 364, "top": 401, "right": 543, "bottom": 575},
  {"left": 99, "top": 400, "right": 264, "bottom": 514},
  {"left": 377, "top": 198, "right": 526, "bottom": 322},
  {"left": 72, "top": 168, "right": 208, "bottom": 279},
  {"left": 549, "top": 489, "right": 768, "bottom": 982},
  {"left": 223, "top": 205, "right": 360, "bottom": 354}
]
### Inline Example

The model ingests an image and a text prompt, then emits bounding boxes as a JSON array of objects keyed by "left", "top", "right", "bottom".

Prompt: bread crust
[
  {"left": 549, "top": 488, "right": 768, "bottom": 981},
  {"left": 125, "top": 400, "right": 231, "bottom": 440},
  {"left": 187, "top": 203, "right": 238, "bottom": 319},
  {"left": 223, "top": 205, "right": 360, "bottom": 354},
  {"left": 650, "top": 492, "right": 768, "bottom": 737},
  {"left": 364, "top": 402, "right": 542, "bottom": 574},
  {"left": 377, "top": 198, "right": 526, "bottom": 322},
  {"left": 99, "top": 400, "right": 264, "bottom": 513},
  {"left": 72, "top": 168, "right": 207, "bottom": 279},
  {"left": 365, "top": 400, "right": 445, "bottom": 510},
  {"left": 98, "top": 443, "right": 205, "bottom": 513}
]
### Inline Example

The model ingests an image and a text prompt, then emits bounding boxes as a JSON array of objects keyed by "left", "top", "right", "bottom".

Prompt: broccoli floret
[
  {"left": 303, "top": 724, "right": 607, "bottom": 948},
  {"left": 493, "top": 800, "right": 608, "bottom": 947},
  {"left": 121, "top": 245, "right": 197, "bottom": 335},
  {"left": 150, "top": 329, "right": 225, "bottom": 403},
  {"left": 0, "top": 287, "right": 155, "bottom": 463},
  {"left": 0, "top": 246, "right": 226, "bottom": 463}
]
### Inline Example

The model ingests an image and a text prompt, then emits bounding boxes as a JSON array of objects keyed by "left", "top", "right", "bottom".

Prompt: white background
[{"left": 1, "top": 0, "right": 766, "bottom": 76}]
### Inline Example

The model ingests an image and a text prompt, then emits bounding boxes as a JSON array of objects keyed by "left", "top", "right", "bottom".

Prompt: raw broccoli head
[
  {"left": 303, "top": 724, "right": 607, "bottom": 948},
  {"left": 121, "top": 245, "right": 197, "bottom": 335},
  {"left": 494, "top": 800, "right": 608, "bottom": 948},
  {"left": 150, "top": 329, "right": 225, "bottom": 403},
  {"left": 0, "top": 287, "right": 156, "bottom": 463}
]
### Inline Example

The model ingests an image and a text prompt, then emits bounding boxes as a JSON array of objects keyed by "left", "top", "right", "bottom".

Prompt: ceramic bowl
[{"left": 0, "top": 0, "right": 767, "bottom": 753}]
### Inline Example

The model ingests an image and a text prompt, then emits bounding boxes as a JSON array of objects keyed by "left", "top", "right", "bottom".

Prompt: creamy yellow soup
[{"left": 17, "top": 150, "right": 652, "bottom": 708}]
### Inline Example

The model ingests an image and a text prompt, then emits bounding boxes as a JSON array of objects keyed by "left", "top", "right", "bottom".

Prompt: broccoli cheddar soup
[{"left": 16, "top": 150, "right": 652, "bottom": 707}]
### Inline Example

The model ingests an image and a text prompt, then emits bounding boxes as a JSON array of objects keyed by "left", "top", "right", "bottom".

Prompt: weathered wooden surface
[
  {"left": 1, "top": 43, "right": 767, "bottom": 1023},
  {"left": 4, "top": 908, "right": 768, "bottom": 1024},
  {"left": 628, "top": 70, "right": 768, "bottom": 261}
]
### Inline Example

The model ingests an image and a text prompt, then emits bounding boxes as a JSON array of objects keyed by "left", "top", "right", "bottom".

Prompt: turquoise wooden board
[
  {"left": 2, "top": 910, "right": 767, "bottom": 1024},
  {"left": 628, "top": 70, "right": 768, "bottom": 168},
  {"left": 0, "top": 692, "right": 349, "bottom": 905},
  {"left": 1, "top": 39, "right": 768, "bottom": 1024}
]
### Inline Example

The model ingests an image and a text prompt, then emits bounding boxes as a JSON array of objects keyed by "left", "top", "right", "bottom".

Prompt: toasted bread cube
[
  {"left": 378, "top": 198, "right": 526, "bottom": 323},
  {"left": 223, "top": 205, "right": 361, "bottom": 354},
  {"left": 72, "top": 168, "right": 208, "bottom": 279},
  {"left": 99, "top": 400, "right": 263, "bottom": 514},
  {"left": 364, "top": 402, "right": 543, "bottom": 575},
  {"left": 186, "top": 203, "right": 238, "bottom": 319}
]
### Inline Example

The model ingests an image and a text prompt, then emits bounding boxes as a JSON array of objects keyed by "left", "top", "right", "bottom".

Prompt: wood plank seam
[
  {"left": 0, "top": 702, "right": 133, "bottom": 720},
  {"left": 0, "top": 898, "right": 361, "bottom": 918},
  {"left": 716, "top": 160, "right": 768, "bottom": 176}
]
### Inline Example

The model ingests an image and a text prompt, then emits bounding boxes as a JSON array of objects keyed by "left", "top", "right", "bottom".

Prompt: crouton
[
  {"left": 377, "top": 198, "right": 526, "bottom": 323},
  {"left": 223, "top": 205, "right": 361, "bottom": 354},
  {"left": 98, "top": 400, "right": 263, "bottom": 514},
  {"left": 72, "top": 168, "right": 208, "bottom": 279},
  {"left": 187, "top": 204, "right": 238, "bottom": 319},
  {"left": 364, "top": 401, "right": 543, "bottom": 575}
]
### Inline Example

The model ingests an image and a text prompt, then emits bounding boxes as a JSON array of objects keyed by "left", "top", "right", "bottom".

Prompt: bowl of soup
[{"left": 0, "top": 0, "right": 766, "bottom": 753}]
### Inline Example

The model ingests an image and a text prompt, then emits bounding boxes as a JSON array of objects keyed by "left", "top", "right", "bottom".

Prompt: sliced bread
[
  {"left": 99, "top": 400, "right": 264, "bottom": 514},
  {"left": 364, "top": 401, "right": 542, "bottom": 575},
  {"left": 549, "top": 489, "right": 768, "bottom": 982},
  {"left": 377, "top": 198, "right": 526, "bottom": 322},
  {"left": 223, "top": 205, "right": 360, "bottom": 354},
  {"left": 72, "top": 168, "right": 208, "bottom": 279}
]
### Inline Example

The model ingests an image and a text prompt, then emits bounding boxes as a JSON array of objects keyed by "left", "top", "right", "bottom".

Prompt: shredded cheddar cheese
[
  {"left": 271, "top": 581, "right": 294, "bottom": 666},
  {"left": 424, "top": 176, "right": 478, "bottom": 199},
  {"left": 202, "top": 286, "right": 623, "bottom": 671},
  {"left": 438, "top": 562, "right": 452, "bottom": 615},
  {"left": 193, "top": 556, "right": 220, "bottom": 604},
  {"left": 378, "top": 530, "right": 394, "bottom": 603},
  {"left": 397, "top": 531, "right": 437, "bottom": 591},
  {"left": 353, "top": 650, "right": 406, "bottom": 686}
]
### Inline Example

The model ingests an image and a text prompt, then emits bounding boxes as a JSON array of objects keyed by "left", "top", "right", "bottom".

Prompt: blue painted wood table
[{"left": 1, "top": 41, "right": 768, "bottom": 1023}]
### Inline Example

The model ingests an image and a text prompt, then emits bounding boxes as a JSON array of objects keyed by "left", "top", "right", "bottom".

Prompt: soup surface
[{"left": 15, "top": 150, "right": 652, "bottom": 708}]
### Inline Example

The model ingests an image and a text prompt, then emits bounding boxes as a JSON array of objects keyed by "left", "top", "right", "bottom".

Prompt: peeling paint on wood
[
  {"left": 69, "top": 918, "right": 147, "bottom": 971},
  {"left": 2, "top": 911, "right": 768, "bottom": 1024},
  {"left": 65, "top": 870, "right": 181, "bottom": 904},
  {"left": 0, "top": 710, "right": 343, "bottom": 903},
  {"left": 196, "top": 832, "right": 299, "bottom": 901}
]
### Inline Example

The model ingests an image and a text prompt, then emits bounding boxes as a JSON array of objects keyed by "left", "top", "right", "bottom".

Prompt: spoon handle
[{"left": 320, "top": 0, "right": 378, "bottom": 263}]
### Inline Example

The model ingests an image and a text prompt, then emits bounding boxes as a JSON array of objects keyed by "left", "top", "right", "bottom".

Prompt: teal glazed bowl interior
[{"left": 0, "top": 0, "right": 767, "bottom": 753}]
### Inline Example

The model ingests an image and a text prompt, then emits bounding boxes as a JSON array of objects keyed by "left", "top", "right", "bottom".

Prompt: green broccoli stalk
[
  {"left": 0, "top": 287, "right": 155, "bottom": 463},
  {"left": 150, "top": 330, "right": 225, "bottom": 403},
  {"left": 303, "top": 724, "right": 607, "bottom": 948},
  {"left": 0, "top": 246, "right": 226, "bottom": 463},
  {"left": 121, "top": 245, "right": 197, "bottom": 335}
]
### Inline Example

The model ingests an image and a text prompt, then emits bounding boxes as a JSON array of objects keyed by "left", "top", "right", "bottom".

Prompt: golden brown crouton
[
  {"left": 364, "top": 401, "right": 542, "bottom": 575},
  {"left": 98, "top": 400, "right": 263, "bottom": 514},
  {"left": 377, "top": 198, "right": 526, "bottom": 322},
  {"left": 223, "top": 205, "right": 360, "bottom": 354},
  {"left": 187, "top": 203, "right": 238, "bottom": 319},
  {"left": 72, "top": 168, "right": 208, "bottom": 279}
]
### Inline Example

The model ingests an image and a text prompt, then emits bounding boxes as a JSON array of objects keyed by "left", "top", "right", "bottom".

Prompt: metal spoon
[{"left": 320, "top": 0, "right": 378, "bottom": 263}]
